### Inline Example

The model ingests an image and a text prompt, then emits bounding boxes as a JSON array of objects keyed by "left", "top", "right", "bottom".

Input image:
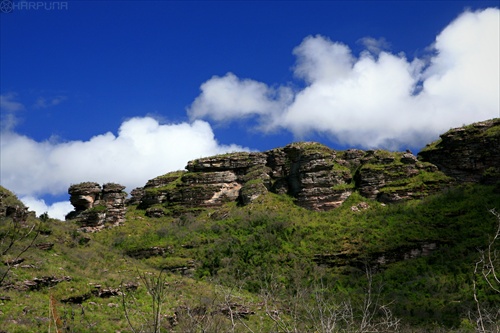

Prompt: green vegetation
[
  {"left": 0, "top": 186, "right": 25, "bottom": 207},
  {"left": 1, "top": 182, "right": 499, "bottom": 331},
  {"left": 290, "top": 141, "right": 335, "bottom": 155},
  {"left": 143, "top": 171, "right": 185, "bottom": 196}
]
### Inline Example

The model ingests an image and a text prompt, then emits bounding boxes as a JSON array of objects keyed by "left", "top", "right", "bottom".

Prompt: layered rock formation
[
  {"left": 66, "top": 118, "right": 499, "bottom": 222},
  {"left": 65, "top": 182, "right": 127, "bottom": 231},
  {"left": 133, "top": 142, "right": 452, "bottom": 214},
  {"left": 418, "top": 118, "right": 500, "bottom": 184}
]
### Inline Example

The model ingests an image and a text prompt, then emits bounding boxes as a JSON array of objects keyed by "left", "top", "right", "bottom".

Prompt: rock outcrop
[
  {"left": 65, "top": 182, "right": 127, "bottom": 231},
  {"left": 418, "top": 118, "right": 500, "bottom": 184},
  {"left": 0, "top": 186, "right": 36, "bottom": 223},
  {"left": 66, "top": 118, "right": 499, "bottom": 220},
  {"left": 133, "top": 142, "right": 452, "bottom": 214},
  {"left": 353, "top": 150, "right": 451, "bottom": 203}
]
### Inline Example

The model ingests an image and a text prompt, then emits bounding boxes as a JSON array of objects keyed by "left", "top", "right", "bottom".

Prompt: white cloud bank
[
  {"left": 188, "top": 8, "right": 500, "bottom": 149},
  {"left": 0, "top": 117, "right": 247, "bottom": 219}
]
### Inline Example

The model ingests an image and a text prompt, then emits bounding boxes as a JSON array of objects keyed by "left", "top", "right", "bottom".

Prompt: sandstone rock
[
  {"left": 313, "top": 242, "right": 439, "bottom": 270},
  {"left": 350, "top": 202, "right": 370, "bottom": 212},
  {"left": 21, "top": 276, "right": 71, "bottom": 291},
  {"left": 66, "top": 182, "right": 127, "bottom": 231},
  {"left": 35, "top": 243, "right": 54, "bottom": 251},
  {"left": 145, "top": 206, "right": 168, "bottom": 218},
  {"left": 135, "top": 143, "right": 444, "bottom": 212},
  {"left": 354, "top": 150, "right": 452, "bottom": 202},
  {"left": 419, "top": 118, "right": 500, "bottom": 184},
  {"left": 401, "top": 152, "right": 418, "bottom": 164},
  {"left": 186, "top": 152, "right": 267, "bottom": 172},
  {"left": 126, "top": 187, "right": 144, "bottom": 205},
  {"left": 68, "top": 182, "right": 101, "bottom": 211},
  {"left": 239, "top": 181, "right": 268, "bottom": 205},
  {"left": 132, "top": 120, "right": 496, "bottom": 214},
  {"left": 101, "top": 183, "right": 127, "bottom": 225},
  {"left": 125, "top": 246, "right": 173, "bottom": 259}
]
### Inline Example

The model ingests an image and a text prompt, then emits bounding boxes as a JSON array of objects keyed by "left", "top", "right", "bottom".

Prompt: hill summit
[{"left": 66, "top": 118, "right": 500, "bottom": 230}]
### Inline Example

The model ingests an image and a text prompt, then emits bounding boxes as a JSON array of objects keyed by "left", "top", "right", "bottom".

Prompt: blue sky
[{"left": 1, "top": 1, "right": 499, "bottom": 219}]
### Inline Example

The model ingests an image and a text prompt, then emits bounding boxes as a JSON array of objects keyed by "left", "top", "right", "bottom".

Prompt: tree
[
  {"left": 0, "top": 206, "right": 40, "bottom": 286},
  {"left": 472, "top": 208, "right": 500, "bottom": 332},
  {"left": 260, "top": 267, "right": 400, "bottom": 333},
  {"left": 121, "top": 269, "right": 170, "bottom": 333}
]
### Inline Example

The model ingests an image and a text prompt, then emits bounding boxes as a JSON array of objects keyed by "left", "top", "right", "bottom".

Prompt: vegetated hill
[{"left": 1, "top": 119, "right": 499, "bottom": 332}]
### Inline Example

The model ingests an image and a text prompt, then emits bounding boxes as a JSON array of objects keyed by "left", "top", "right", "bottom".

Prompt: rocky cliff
[
  {"left": 67, "top": 118, "right": 499, "bottom": 222},
  {"left": 418, "top": 118, "right": 500, "bottom": 184},
  {"left": 132, "top": 142, "right": 452, "bottom": 215}
]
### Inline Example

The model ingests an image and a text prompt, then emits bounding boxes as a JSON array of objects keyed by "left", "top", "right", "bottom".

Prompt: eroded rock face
[
  {"left": 418, "top": 118, "right": 500, "bottom": 184},
  {"left": 68, "top": 182, "right": 101, "bottom": 211},
  {"left": 272, "top": 142, "right": 354, "bottom": 210},
  {"left": 66, "top": 182, "right": 127, "bottom": 231},
  {"left": 134, "top": 141, "right": 453, "bottom": 213},
  {"left": 66, "top": 120, "right": 498, "bottom": 218},
  {"left": 354, "top": 150, "right": 450, "bottom": 203}
]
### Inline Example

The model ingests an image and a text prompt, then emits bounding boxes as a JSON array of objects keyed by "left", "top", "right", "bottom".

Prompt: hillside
[{"left": 1, "top": 119, "right": 499, "bottom": 332}]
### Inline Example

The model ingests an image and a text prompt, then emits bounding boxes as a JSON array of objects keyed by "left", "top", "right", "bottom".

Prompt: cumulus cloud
[
  {"left": 187, "top": 72, "right": 292, "bottom": 127},
  {"left": 188, "top": 8, "right": 500, "bottom": 149},
  {"left": 1, "top": 116, "right": 248, "bottom": 218}
]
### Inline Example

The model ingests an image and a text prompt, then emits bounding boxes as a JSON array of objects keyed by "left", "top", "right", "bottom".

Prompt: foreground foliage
[{"left": 1, "top": 183, "right": 499, "bottom": 332}]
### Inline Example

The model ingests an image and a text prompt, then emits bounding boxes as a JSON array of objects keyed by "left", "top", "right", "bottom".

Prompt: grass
[{"left": 1, "top": 181, "right": 500, "bottom": 331}]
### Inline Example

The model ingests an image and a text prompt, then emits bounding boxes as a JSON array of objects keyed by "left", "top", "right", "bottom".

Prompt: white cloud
[
  {"left": 1, "top": 116, "right": 248, "bottom": 202},
  {"left": 292, "top": 35, "right": 354, "bottom": 84},
  {"left": 20, "top": 196, "right": 73, "bottom": 221},
  {"left": 187, "top": 72, "right": 293, "bottom": 126},
  {"left": 187, "top": 8, "right": 500, "bottom": 150},
  {"left": 419, "top": 7, "right": 500, "bottom": 127}
]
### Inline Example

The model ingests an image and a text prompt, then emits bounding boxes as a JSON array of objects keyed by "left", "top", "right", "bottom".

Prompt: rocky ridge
[
  {"left": 66, "top": 118, "right": 500, "bottom": 223},
  {"left": 132, "top": 143, "right": 452, "bottom": 215}
]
